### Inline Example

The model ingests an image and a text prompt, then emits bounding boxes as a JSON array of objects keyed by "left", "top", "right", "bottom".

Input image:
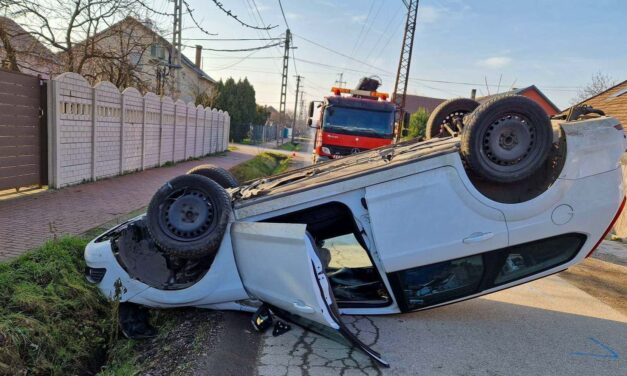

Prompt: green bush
[
  {"left": 229, "top": 152, "right": 290, "bottom": 182},
  {"left": 404, "top": 108, "right": 430, "bottom": 140},
  {"left": 0, "top": 237, "right": 111, "bottom": 375}
]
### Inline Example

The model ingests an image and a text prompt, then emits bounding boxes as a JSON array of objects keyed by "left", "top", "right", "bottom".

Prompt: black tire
[
  {"left": 146, "top": 174, "right": 231, "bottom": 259},
  {"left": 187, "top": 164, "right": 238, "bottom": 188},
  {"left": 461, "top": 94, "right": 553, "bottom": 183},
  {"left": 425, "top": 98, "right": 479, "bottom": 139}
]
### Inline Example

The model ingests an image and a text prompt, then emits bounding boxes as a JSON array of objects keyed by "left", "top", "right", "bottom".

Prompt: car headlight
[{"left": 321, "top": 146, "right": 331, "bottom": 155}]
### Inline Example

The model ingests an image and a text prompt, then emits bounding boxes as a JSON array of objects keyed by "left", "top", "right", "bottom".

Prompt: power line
[
  {"left": 278, "top": 0, "right": 290, "bottom": 30},
  {"left": 182, "top": 41, "right": 281, "bottom": 52},
  {"left": 182, "top": 37, "right": 281, "bottom": 41},
  {"left": 182, "top": 0, "right": 218, "bottom": 36},
  {"left": 209, "top": 0, "right": 277, "bottom": 30}
]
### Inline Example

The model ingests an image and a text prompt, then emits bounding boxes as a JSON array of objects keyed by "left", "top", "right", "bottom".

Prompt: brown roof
[
  {"left": 402, "top": 94, "right": 445, "bottom": 114},
  {"left": 0, "top": 17, "right": 60, "bottom": 78},
  {"left": 566, "top": 80, "right": 627, "bottom": 126},
  {"left": 478, "top": 85, "right": 561, "bottom": 115}
]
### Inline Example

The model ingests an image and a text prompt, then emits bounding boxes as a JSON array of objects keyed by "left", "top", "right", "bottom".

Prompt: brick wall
[{"left": 48, "top": 72, "right": 229, "bottom": 188}]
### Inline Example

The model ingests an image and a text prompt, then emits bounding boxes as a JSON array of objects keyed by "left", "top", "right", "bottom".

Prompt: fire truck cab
[{"left": 308, "top": 78, "right": 403, "bottom": 163}]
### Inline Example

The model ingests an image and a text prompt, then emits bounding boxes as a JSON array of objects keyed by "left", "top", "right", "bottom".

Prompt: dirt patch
[{"left": 561, "top": 258, "right": 627, "bottom": 316}]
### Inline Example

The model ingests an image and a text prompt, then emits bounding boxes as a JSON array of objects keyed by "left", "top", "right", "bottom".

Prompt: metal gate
[{"left": 0, "top": 69, "right": 47, "bottom": 190}]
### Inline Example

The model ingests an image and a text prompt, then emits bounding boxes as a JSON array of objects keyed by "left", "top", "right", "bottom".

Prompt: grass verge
[
  {"left": 0, "top": 237, "right": 110, "bottom": 375},
  {"left": 229, "top": 151, "right": 290, "bottom": 182},
  {"left": 277, "top": 142, "right": 301, "bottom": 152}
]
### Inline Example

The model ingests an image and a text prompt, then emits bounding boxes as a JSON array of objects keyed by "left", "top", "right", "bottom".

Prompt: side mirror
[
  {"left": 401, "top": 128, "right": 410, "bottom": 138},
  {"left": 307, "top": 118, "right": 319, "bottom": 128},
  {"left": 308, "top": 101, "right": 315, "bottom": 118}
]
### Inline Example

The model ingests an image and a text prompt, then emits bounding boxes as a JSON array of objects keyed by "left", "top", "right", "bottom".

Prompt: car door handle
[
  {"left": 463, "top": 232, "right": 494, "bottom": 244},
  {"left": 292, "top": 301, "right": 315, "bottom": 314}
]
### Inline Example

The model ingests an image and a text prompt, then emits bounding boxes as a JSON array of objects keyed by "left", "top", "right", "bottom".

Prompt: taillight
[{"left": 586, "top": 196, "right": 626, "bottom": 258}]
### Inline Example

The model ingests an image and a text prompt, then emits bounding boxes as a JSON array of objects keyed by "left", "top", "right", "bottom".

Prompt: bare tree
[
  {"left": 572, "top": 72, "right": 616, "bottom": 104},
  {"left": 0, "top": 19, "right": 19, "bottom": 71},
  {"left": 0, "top": 0, "right": 151, "bottom": 78}
]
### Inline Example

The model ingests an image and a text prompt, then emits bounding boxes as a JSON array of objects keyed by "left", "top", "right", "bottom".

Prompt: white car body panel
[
  {"left": 231, "top": 222, "right": 339, "bottom": 328},
  {"left": 85, "top": 222, "right": 249, "bottom": 307},
  {"left": 365, "top": 166, "right": 509, "bottom": 272}
]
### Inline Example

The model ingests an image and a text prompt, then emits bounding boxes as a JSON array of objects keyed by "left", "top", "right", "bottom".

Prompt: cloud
[
  {"left": 286, "top": 12, "right": 303, "bottom": 20},
  {"left": 478, "top": 56, "right": 513, "bottom": 69},
  {"left": 420, "top": 5, "right": 441, "bottom": 24},
  {"left": 351, "top": 14, "right": 367, "bottom": 24}
]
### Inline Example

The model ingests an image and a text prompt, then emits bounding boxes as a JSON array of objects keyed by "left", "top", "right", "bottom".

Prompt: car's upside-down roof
[{"left": 231, "top": 137, "right": 460, "bottom": 207}]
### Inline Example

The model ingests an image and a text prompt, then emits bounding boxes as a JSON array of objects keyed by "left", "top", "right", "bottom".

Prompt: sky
[{"left": 145, "top": 0, "right": 627, "bottom": 110}]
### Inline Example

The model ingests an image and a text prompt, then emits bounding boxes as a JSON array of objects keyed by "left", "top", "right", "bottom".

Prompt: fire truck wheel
[
  {"left": 426, "top": 98, "right": 479, "bottom": 139},
  {"left": 187, "top": 164, "right": 239, "bottom": 188},
  {"left": 146, "top": 174, "right": 231, "bottom": 259},
  {"left": 461, "top": 95, "right": 553, "bottom": 183}
]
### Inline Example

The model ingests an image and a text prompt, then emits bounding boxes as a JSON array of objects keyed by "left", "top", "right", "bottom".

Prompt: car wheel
[
  {"left": 460, "top": 94, "right": 553, "bottom": 183},
  {"left": 146, "top": 174, "right": 231, "bottom": 259},
  {"left": 425, "top": 98, "right": 479, "bottom": 139},
  {"left": 187, "top": 164, "right": 238, "bottom": 188}
]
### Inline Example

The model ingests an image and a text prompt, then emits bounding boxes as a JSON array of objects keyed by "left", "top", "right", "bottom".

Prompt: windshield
[{"left": 323, "top": 106, "right": 394, "bottom": 138}]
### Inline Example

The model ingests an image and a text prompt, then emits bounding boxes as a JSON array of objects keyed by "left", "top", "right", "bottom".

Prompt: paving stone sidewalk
[{"left": 0, "top": 145, "right": 265, "bottom": 261}]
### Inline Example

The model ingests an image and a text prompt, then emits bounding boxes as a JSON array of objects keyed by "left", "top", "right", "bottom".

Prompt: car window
[
  {"left": 389, "top": 233, "right": 587, "bottom": 311},
  {"left": 394, "top": 255, "right": 484, "bottom": 310},
  {"left": 493, "top": 234, "right": 586, "bottom": 285},
  {"left": 319, "top": 233, "right": 391, "bottom": 307}
]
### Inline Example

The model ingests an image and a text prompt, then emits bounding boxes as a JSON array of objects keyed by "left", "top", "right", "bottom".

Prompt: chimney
[
  {"left": 470, "top": 89, "right": 477, "bottom": 100},
  {"left": 195, "top": 45, "right": 202, "bottom": 68}
]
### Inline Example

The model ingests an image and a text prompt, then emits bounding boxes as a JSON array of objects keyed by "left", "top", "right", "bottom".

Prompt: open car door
[{"left": 231, "top": 222, "right": 389, "bottom": 367}]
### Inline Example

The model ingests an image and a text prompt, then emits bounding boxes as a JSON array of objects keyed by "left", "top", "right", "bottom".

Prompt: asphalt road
[{"left": 256, "top": 267, "right": 627, "bottom": 376}]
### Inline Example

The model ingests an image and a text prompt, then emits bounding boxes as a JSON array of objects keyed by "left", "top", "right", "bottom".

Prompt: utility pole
[
  {"left": 171, "top": 0, "right": 183, "bottom": 99},
  {"left": 292, "top": 75, "right": 303, "bottom": 144},
  {"left": 393, "top": 0, "right": 419, "bottom": 142},
  {"left": 278, "top": 29, "right": 291, "bottom": 146},
  {"left": 335, "top": 73, "right": 347, "bottom": 88}
]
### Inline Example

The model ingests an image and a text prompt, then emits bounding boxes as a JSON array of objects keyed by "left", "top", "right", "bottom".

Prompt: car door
[
  {"left": 364, "top": 166, "right": 509, "bottom": 311},
  {"left": 231, "top": 222, "right": 389, "bottom": 367}
]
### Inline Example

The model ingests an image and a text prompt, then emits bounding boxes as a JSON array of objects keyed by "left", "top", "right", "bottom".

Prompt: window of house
[{"left": 129, "top": 52, "right": 141, "bottom": 66}]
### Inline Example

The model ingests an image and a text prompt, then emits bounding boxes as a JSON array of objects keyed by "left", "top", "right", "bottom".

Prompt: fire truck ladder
[{"left": 393, "top": 0, "right": 419, "bottom": 141}]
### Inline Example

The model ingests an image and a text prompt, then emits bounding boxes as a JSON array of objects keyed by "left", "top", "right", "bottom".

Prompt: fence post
[
  {"left": 91, "top": 86, "right": 97, "bottom": 181},
  {"left": 141, "top": 96, "right": 147, "bottom": 170},
  {"left": 47, "top": 79, "right": 60, "bottom": 188},
  {"left": 119, "top": 93, "right": 125, "bottom": 174}
]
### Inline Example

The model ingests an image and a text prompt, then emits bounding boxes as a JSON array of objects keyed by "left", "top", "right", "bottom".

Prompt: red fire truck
[{"left": 307, "top": 78, "right": 407, "bottom": 163}]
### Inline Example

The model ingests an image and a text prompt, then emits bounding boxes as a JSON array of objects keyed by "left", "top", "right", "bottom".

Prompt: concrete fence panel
[
  {"left": 222, "top": 112, "right": 231, "bottom": 150},
  {"left": 173, "top": 100, "right": 186, "bottom": 162},
  {"left": 143, "top": 92, "right": 161, "bottom": 169},
  {"left": 195, "top": 105, "right": 205, "bottom": 157},
  {"left": 52, "top": 72, "right": 93, "bottom": 187},
  {"left": 210, "top": 108, "right": 219, "bottom": 154},
  {"left": 93, "top": 81, "right": 121, "bottom": 180},
  {"left": 160, "top": 96, "right": 175, "bottom": 165},
  {"left": 185, "top": 102, "right": 197, "bottom": 159},
  {"left": 217, "top": 110, "right": 224, "bottom": 153},
  {"left": 48, "top": 73, "right": 227, "bottom": 188},
  {"left": 121, "top": 87, "right": 143, "bottom": 172},
  {"left": 203, "top": 108, "right": 212, "bottom": 155}
]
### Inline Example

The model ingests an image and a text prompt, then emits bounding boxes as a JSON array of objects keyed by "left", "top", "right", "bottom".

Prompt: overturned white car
[{"left": 85, "top": 96, "right": 625, "bottom": 366}]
